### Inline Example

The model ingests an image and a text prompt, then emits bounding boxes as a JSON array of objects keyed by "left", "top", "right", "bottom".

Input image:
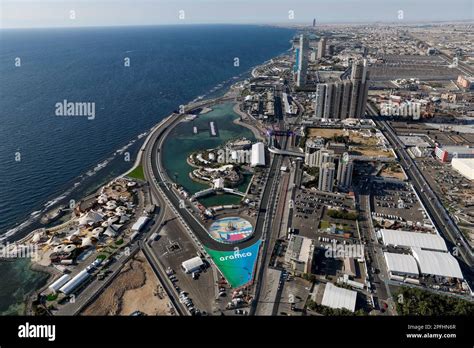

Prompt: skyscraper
[
  {"left": 336, "top": 153, "right": 354, "bottom": 189},
  {"left": 340, "top": 80, "right": 352, "bottom": 119},
  {"left": 323, "top": 83, "right": 333, "bottom": 119},
  {"left": 314, "top": 83, "right": 326, "bottom": 119},
  {"left": 332, "top": 82, "right": 343, "bottom": 119},
  {"left": 296, "top": 34, "right": 309, "bottom": 87},
  {"left": 327, "top": 44, "right": 334, "bottom": 57},
  {"left": 313, "top": 59, "right": 369, "bottom": 120},
  {"left": 313, "top": 149, "right": 335, "bottom": 168},
  {"left": 348, "top": 79, "right": 361, "bottom": 118},
  {"left": 348, "top": 59, "right": 369, "bottom": 118},
  {"left": 357, "top": 60, "right": 370, "bottom": 118},
  {"left": 317, "top": 37, "right": 327, "bottom": 59},
  {"left": 318, "top": 162, "right": 335, "bottom": 192}
]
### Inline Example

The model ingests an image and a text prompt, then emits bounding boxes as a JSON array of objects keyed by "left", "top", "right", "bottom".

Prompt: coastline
[
  {"left": 9, "top": 53, "right": 281, "bottom": 315},
  {"left": 232, "top": 103, "right": 266, "bottom": 142}
]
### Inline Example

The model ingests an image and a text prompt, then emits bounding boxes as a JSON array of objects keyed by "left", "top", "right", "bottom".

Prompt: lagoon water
[
  {"left": 0, "top": 24, "right": 294, "bottom": 314},
  {"left": 162, "top": 102, "right": 255, "bottom": 206}
]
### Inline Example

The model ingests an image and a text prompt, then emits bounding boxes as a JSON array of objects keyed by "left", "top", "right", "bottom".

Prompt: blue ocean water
[
  {"left": 0, "top": 25, "right": 295, "bottom": 236},
  {"left": 0, "top": 24, "right": 294, "bottom": 314}
]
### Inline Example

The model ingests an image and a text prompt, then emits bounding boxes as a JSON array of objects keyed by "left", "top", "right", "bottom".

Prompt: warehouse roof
[
  {"left": 384, "top": 252, "right": 419, "bottom": 276},
  {"left": 452, "top": 158, "right": 474, "bottom": 181},
  {"left": 380, "top": 229, "right": 447, "bottom": 252},
  {"left": 437, "top": 145, "right": 474, "bottom": 154},
  {"left": 321, "top": 283, "right": 357, "bottom": 312},
  {"left": 412, "top": 248, "right": 463, "bottom": 279}
]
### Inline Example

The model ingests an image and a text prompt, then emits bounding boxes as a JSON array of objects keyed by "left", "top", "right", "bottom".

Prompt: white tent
[
  {"left": 321, "top": 283, "right": 357, "bottom": 312},
  {"left": 181, "top": 257, "right": 204, "bottom": 273},
  {"left": 78, "top": 211, "right": 104, "bottom": 226},
  {"left": 380, "top": 229, "right": 447, "bottom": 252},
  {"left": 412, "top": 248, "right": 463, "bottom": 279},
  {"left": 384, "top": 252, "right": 419, "bottom": 277}
]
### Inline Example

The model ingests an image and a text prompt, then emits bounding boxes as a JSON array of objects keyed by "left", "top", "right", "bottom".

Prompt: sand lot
[
  {"left": 307, "top": 128, "right": 344, "bottom": 138},
  {"left": 82, "top": 252, "right": 174, "bottom": 316},
  {"left": 307, "top": 128, "right": 393, "bottom": 158},
  {"left": 380, "top": 164, "right": 406, "bottom": 180}
]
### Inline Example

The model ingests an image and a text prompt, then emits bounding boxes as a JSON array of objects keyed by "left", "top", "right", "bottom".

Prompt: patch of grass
[
  {"left": 319, "top": 220, "right": 330, "bottom": 229},
  {"left": 46, "top": 293, "right": 58, "bottom": 301},
  {"left": 127, "top": 165, "right": 145, "bottom": 181}
]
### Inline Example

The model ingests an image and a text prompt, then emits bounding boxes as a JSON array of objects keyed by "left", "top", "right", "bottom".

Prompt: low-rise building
[
  {"left": 285, "top": 235, "right": 314, "bottom": 274},
  {"left": 321, "top": 282, "right": 357, "bottom": 312},
  {"left": 435, "top": 145, "right": 474, "bottom": 162},
  {"left": 451, "top": 158, "right": 474, "bottom": 180}
]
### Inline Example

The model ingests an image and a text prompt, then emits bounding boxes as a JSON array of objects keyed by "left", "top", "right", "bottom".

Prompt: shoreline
[
  {"left": 6, "top": 52, "right": 282, "bottom": 314},
  {"left": 2, "top": 46, "right": 272, "bottom": 246},
  {"left": 232, "top": 103, "right": 266, "bottom": 142}
]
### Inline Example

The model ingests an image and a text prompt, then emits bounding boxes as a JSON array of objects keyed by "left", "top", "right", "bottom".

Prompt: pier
[{"left": 209, "top": 121, "right": 218, "bottom": 137}]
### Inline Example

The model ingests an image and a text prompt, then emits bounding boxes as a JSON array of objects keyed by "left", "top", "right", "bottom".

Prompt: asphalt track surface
[{"left": 144, "top": 102, "right": 270, "bottom": 252}]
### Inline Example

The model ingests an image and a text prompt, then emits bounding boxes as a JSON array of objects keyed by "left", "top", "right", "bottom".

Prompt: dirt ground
[
  {"left": 307, "top": 128, "right": 393, "bottom": 158},
  {"left": 82, "top": 252, "right": 174, "bottom": 316},
  {"left": 380, "top": 165, "right": 406, "bottom": 180},
  {"left": 307, "top": 128, "right": 344, "bottom": 138}
]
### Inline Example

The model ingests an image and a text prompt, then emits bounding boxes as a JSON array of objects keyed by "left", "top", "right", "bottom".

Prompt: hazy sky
[{"left": 1, "top": 0, "right": 473, "bottom": 28}]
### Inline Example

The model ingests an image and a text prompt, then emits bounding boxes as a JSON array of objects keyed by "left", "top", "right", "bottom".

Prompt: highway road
[
  {"left": 356, "top": 179, "right": 394, "bottom": 314},
  {"left": 367, "top": 103, "right": 474, "bottom": 272},
  {"left": 251, "top": 133, "right": 288, "bottom": 315}
]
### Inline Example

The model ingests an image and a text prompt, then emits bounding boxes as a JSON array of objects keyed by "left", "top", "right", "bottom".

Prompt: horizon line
[{"left": 1, "top": 18, "right": 473, "bottom": 30}]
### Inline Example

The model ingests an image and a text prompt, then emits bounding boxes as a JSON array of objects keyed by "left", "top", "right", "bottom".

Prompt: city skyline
[{"left": 1, "top": 0, "right": 473, "bottom": 29}]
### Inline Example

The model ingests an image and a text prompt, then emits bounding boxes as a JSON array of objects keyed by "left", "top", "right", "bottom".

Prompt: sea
[{"left": 0, "top": 24, "right": 295, "bottom": 314}]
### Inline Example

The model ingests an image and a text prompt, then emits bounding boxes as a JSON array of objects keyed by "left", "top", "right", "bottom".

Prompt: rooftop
[{"left": 321, "top": 282, "right": 357, "bottom": 312}]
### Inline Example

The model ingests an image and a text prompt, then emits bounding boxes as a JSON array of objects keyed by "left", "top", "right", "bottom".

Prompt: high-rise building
[
  {"left": 314, "top": 83, "right": 326, "bottom": 119},
  {"left": 323, "top": 83, "right": 333, "bottom": 119},
  {"left": 296, "top": 34, "right": 309, "bottom": 87},
  {"left": 304, "top": 137, "right": 325, "bottom": 167},
  {"left": 349, "top": 59, "right": 369, "bottom": 118},
  {"left": 332, "top": 82, "right": 343, "bottom": 119},
  {"left": 293, "top": 48, "right": 300, "bottom": 74},
  {"left": 315, "top": 149, "right": 335, "bottom": 168},
  {"left": 317, "top": 37, "right": 327, "bottom": 59},
  {"left": 313, "top": 59, "right": 369, "bottom": 120},
  {"left": 336, "top": 153, "right": 354, "bottom": 189},
  {"left": 318, "top": 162, "right": 335, "bottom": 192},
  {"left": 340, "top": 80, "right": 352, "bottom": 119},
  {"left": 313, "top": 18, "right": 316, "bottom": 27},
  {"left": 327, "top": 44, "right": 334, "bottom": 57},
  {"left": 358, "top": 70, "right": 370, "bottom": 118},
  {"left": 348, "top": 80, "right": 361, "bottom": 118},
  {"left": 351, "top": 60, "right": 364, "bottom": 80}
]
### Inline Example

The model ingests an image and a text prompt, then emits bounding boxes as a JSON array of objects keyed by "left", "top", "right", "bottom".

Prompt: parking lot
[
  {"left": 416, "top": 157, "right": 474, "bottom": 244},
  {"left": 291, "top": 188, "right": 356, "bottom": 241},
  {"left": 370, "top": 178, "right": 426, "bottom": 224},
  {"left": 276, "top": 275, "right": 311, "bottom": 316},
  {"left": 150, "top": 218, "right": 215, "bottom": 314}
]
